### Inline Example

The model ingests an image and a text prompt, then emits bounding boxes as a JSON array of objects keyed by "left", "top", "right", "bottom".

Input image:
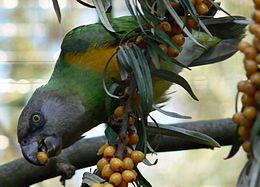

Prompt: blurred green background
[{"left": 0, "top": 0, "right": 254, "bottom": 186}]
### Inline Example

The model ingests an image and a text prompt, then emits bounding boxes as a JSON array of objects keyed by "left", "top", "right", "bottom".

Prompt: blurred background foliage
[{"left": 0, "top": 0, "right": 254, "bottom": 186}]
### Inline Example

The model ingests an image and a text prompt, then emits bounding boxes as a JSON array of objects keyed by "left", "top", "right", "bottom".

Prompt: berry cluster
[
  {"left": 92, "top": 0, "right": 217, "bottom": 186},
  {"left": 232, "top": 0, "right": 260, "bottom": 155},
  {"left": 91, "top": 145, "right": 144, "bottom": 187},
  {"left": 91, "top": 104, "right": 144, "bottom": 186},
  {"left": 136, "top": 0, "right": 214, "bottom": 58}
]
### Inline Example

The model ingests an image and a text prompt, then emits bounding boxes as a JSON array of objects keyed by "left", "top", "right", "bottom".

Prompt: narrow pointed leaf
[
  {"left": 147, "top": 123, "right": 220, "bottom": 148},
  {"left": 225, "top": 126, "right": 242, "bottom": 159},
  {"left": 105, "top": 126, "right": 117, "bottom": 145},
  {"left": 52, "top": 0, "right": 61, "bottom": 23},
  {"left": 154, "top": 28, "right": 180, "bottom": 50},
  {"left": 153, "top": 104, "right": 191, "bottom": 119},
  {"left": 152, "top": 69, "right": 198, "bottom": 101},
  {"left": 92, "top": 0, "right": 115, "bottom": 32},
  {"left": 76, "top": 0, "right": 96, "bottom": 8}
]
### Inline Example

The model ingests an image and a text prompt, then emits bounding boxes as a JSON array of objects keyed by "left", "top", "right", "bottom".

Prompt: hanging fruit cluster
[
  {"left": 91, "top": 0, "right": 216, "bottom": 186},
  {"left": 136, "top": 0, "right": 214, "bottom": 58},
  {"left": 232, "top": 0, "right": 260, "bottom": 156}
]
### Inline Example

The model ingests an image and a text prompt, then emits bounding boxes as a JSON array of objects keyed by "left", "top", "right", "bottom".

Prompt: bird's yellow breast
[{"left": 64, "top": 47, "right": 120, "bottom": 78}]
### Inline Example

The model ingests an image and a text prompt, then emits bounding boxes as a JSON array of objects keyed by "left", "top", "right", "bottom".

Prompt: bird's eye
[
  {"left": 32, "top": 114, "right": 41, "bottom": 123},
  {"left": 30, "top": 113, "right": 45, "bottom": 130}
]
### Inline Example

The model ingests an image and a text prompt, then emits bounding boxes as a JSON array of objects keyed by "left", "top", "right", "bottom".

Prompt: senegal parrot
[{"left": 17, "top": 15, "right": 247, "bottom": 165}]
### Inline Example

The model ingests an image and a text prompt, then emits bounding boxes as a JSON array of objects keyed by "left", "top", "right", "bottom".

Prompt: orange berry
[
  {"left": 131, "top": 150, "right": 145, "bottom": 164},
  {"left": 232, "top": 112, "right": 243, "bottom": 124},
  {"left": 253, "top": 10, "right": 260, "bottom": 23},
  {"left": 97, "top": 157, "right": 109, "bottom": 171},
  {"left": 238, "top": 126, "right": 251, "bottom": 141},
  {"left": 159, "top": 21, "right": 172, "bottom": 33},
  {"left": 172, "top": 34, "right": 185, "bottom": 47},
  {"left": 238, "top": 41, "right": 250, "bottom": 52},
  {"left": 255, "top": 90, "right": 260, "bottom": 102},
  {"left": 122, "top": 170, "right": 137, "bottom": 183},
  {"left": 196, "top": 3, "right": 209, "bottom": 15},
  {"left": 232, "top": 112, "right": 251, "bottom": 128},
  {"left": 255, "top": 0, "right": 260, "bottom": 7},
  {"left": 127, "top": 116, "right": 136, "bottom": 126},
  {"left": 249, "top": 24, "right": 259, "bottom": 35},
  {"left": 237, "top": 80, "right": 256, "bottom": 96},
  {"left": 167, "top": 46, "right": 179, "bottom": 57},
  {"left": 110, "top": 158, "right": 123, "bottom": 172},
  {"left": 242, "top": 141, "right": 251, "bottom": 153},
  {"left": 109, "top": 172, "right": 122, "bottom": 186},
  {"left": 101, "top": 164, "right": 114, "bottom": 179},
  {"left": 36, "top": 151, "right": 49, "bottom": 164},
  {"left": 114, "top": 106, "right": 124, "bottom": 118},
  {"left": 243, "top": 106, "right": 257, "bottom": 120},
  {"left": 97, "top": 143, "right": 109, "bottom": 156},
  {"left": 241, "top": 94, "right": 256, "bottom": 107},
  {"left": 250, "top": 72, "right": 260, "bottom": 85},
  {"left": 159, "top": 44, "right": 168, "bottom": 53},
  {"left": 186, "top": 16, "right": 197, "bottom": 31},
  {"left": 119, "top": 180, "right": 128, "bottom": 187},
  {"left": 132, "top": 169, "right": 138, "bottom": 178},
  {"left": 124, "top": 146, "right": 133, "bottom": 158},
  {"left": 255, "top": 53, "right": 260, "bottom": 64},
  {"left": 128, "top": 133, "right": 139, "bottom": 145},
  {"left": 103, "top": 146, "right": 116, "bottom": 158},
  {"left": 244, "top": 47, "right": 257, "bottom": 60},
  {"left": 122, "top": 157, "right": 134, "bottom": 170},
  {"left": 90, "top": 182, "right": 103, "bottom": 187},
  {"left": 244, "top": 59, "right": 258, "bottom": 76},
  {"left": 253, "top": 37, "right": 260, "bottom": 51}
]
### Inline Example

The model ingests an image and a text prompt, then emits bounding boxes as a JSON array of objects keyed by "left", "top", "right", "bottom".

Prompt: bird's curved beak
[{"left": 20, "top": 135, "right": 62, "bottom": 166}]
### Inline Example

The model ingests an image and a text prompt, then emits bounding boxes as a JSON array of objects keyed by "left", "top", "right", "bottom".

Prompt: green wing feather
[{"left": 61, "top": 16, "right": 138, "bottom": 53}]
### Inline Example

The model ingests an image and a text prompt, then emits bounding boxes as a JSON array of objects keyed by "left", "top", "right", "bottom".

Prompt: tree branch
[{"left": 0, "top": 118, "right": 235, "bottom": 187}]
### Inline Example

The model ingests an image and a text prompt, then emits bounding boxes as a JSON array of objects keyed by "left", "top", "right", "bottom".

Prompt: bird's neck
[{"left": 46, "top": 47, "right": 120, "bottom": 123}]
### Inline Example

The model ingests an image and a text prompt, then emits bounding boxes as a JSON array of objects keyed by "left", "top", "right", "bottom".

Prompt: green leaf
[
  {"left": 105, "top": 83, "right": 120, "bottom": 116},
  {"left": 153, "top": 104, "right": 192, "bottom": 119},
  {"left": 135, "top": 167, "right": 152, "bottom": 187},
  {"left": 104, "top": 126, "right": 117, "bottom": 145},
  {"left": 156, "top": 0, "right": 166, "bottom": 18},
  {"left": 125, "top": 0, "right": 146, "bottom": 33},
  {"left": 81, "top": 172, "right": 105, "bottom": 186},
  {"left": 225, "top": 126, "right": 242, "bottom": 159},
  {"left": 145, "top": 37, "right": 188, "bottom": 69},
  {"left": 52, "top": 0, "right": 61, "bottom": 23},
  {"left": 208, "top": 0, "right": 232, "bottom": 17},
  {"left": 121, "top": 44, "right": 153, "bottom": 116},
  {"left": 152, "top": 69, "right": 198, "bottom": 101},
  {"left": 147, "top": 123, "right": 220, "bottom": 148},
  {"left": 147, "top": 44, "right": 160, "bottom": 69},
  {"left": 76, "top": 0, "right": 96, "bottom": 8},
  {"left": 154, "top": 28, "right": 180, "bottom": 50},
  {"left": 92, "top": 0, "right": 115, "bottom": 32}
]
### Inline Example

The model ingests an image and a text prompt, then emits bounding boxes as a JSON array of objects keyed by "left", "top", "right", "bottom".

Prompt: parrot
[{"left": 17, "top": 15, "right": 248, "bottom": 165}]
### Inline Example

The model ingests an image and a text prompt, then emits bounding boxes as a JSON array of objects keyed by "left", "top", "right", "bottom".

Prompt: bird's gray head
[{"left": 17, "top": 87, "right": 86, "bottom": 165}]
